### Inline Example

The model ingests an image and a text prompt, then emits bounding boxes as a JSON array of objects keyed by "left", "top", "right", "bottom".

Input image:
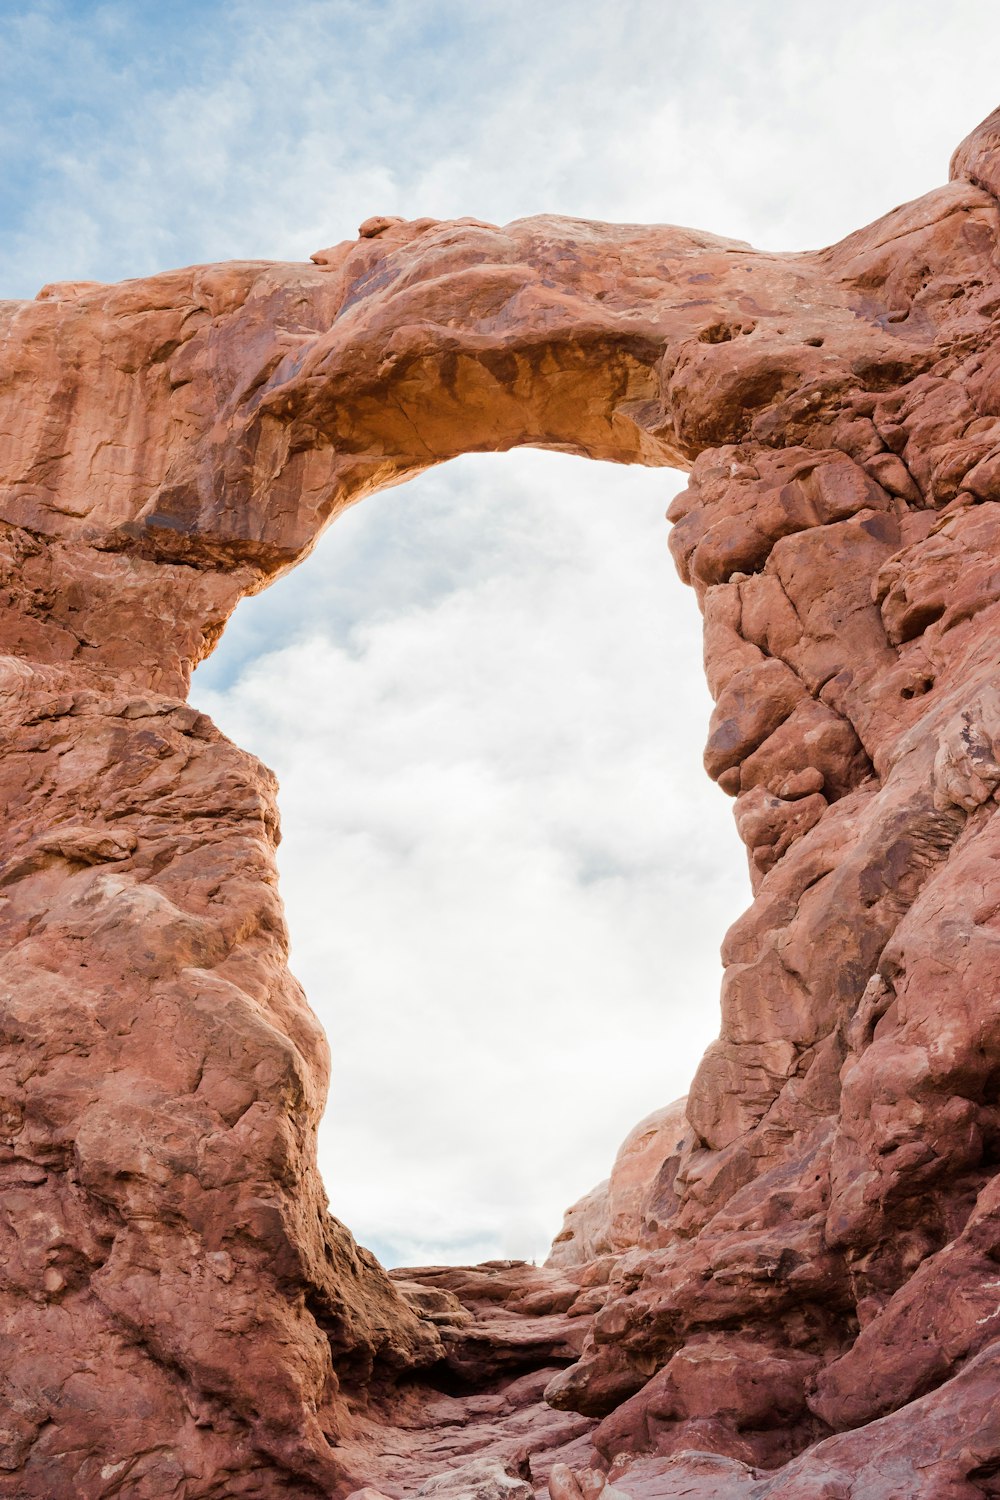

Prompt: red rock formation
[
  {"left": 547, "top": 1103, "right": 690, "bottom": 1268},
  {"left": 3, "top": 107, "right": 1000, "bottom": 1498}
]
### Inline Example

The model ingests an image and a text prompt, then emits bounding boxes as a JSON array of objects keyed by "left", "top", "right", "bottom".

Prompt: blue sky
[
  {"left": 7, "top": 1, "right": 1000, "bottom": 300},
  {"left": 4, "top": 1, "right": 1000, "bottom": 1266}
]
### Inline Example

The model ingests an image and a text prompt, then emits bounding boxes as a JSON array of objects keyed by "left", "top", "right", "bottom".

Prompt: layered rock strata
[{"left": 2, "top": 109, "right": 1000, "bottom": 1497}]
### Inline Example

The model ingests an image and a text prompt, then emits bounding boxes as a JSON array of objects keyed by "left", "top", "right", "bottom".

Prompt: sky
[{"left": 3, "top": 0, "right": 999, "bottom": 1266}]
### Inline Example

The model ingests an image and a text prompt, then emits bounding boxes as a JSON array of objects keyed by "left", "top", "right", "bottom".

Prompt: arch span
[
  {"left": 3, "top": 207, "right": 906, "bottom": 590},
  {"left": 1, "top": 108, "right": 1000, "bottom": 1497}
]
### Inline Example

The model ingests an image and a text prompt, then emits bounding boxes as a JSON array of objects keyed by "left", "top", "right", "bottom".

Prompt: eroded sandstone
[{"left": 2, "top": 106, "right": 1000, "bottom": 1499}]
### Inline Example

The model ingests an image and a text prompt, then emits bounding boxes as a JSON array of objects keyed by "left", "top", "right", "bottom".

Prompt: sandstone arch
[{"left": 2, "top": 109, "right": 1000, "bottom": 1497}]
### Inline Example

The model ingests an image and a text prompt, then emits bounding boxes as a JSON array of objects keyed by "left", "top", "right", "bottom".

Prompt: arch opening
[{"left": 191, "top": 447, "right": 749, "bottom": 1267}]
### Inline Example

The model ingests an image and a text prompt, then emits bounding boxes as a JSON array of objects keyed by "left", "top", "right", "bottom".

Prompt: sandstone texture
[
  {"left": 2, "top": 108, "right": 1000, "bottom": 1497},
  {"left": 547, "top": 1102, "right": 690, "bottom": 1268}
]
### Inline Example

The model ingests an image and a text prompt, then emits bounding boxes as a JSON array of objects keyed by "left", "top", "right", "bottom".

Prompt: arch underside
[{"left": 0, "top": 110, "right": 999, "bottom": 1498}]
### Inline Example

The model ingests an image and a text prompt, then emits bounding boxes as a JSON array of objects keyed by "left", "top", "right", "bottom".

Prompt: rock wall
[{"left": 2, "top": 109, "right": 1000, "bottom": 1497}]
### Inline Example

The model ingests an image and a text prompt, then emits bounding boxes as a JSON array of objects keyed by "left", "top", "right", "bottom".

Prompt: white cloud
[{"left": 4, "top": 2, "right": 1000, "bottom": 295}]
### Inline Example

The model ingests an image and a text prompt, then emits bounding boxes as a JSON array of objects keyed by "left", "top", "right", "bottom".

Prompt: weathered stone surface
[
  {"left": 413, "top": 1457, "right": 534, "bottom": 1498},
  {"left": 3, "top": 107, "right": 1000, "bottom": 1498},
  {"left": 547, "top": 1102, "right": 690, "bottom": 1268}
]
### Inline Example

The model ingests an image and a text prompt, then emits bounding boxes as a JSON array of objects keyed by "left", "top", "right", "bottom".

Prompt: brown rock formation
[{"left": 3, "top": 106, "right": 1000, "bottom": 1498}]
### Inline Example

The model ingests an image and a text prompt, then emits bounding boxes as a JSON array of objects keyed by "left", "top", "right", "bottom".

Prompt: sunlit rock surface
[
  {"left": 547, "top": 1101, "right": 691, "bottom": 1268},
  {"left": 2, "top": 107, "right": 1000, "bottom": 1498}
]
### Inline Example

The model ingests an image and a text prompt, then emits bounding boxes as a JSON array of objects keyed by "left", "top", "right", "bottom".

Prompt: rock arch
[{"left": 1, "top": 109, "right": 1000, "bottom": 1497}]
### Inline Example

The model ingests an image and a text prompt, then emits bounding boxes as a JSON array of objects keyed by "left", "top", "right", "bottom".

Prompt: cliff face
[{"left": 1, "top": 111, "right": 1000, "bottom": 1498}]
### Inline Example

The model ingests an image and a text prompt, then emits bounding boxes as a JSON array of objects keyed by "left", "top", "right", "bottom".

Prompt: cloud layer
[{"left": 4, "top": 1, "right": 1000, "bottom": 300}]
